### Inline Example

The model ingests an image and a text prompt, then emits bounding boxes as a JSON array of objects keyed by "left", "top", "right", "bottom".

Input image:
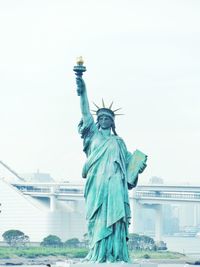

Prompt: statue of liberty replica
[{"left": 74, "top": 57, "right": 147, "bottom": 263}]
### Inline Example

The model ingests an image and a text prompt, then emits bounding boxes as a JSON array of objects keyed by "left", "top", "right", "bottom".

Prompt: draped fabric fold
[{"left": 78, "top": 116, "right": 145, "bottom": 262}]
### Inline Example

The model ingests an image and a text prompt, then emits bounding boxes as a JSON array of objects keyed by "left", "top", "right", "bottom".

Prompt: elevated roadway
[
  {"left": 12, "top": 182, "right": 200, "bottom": 203},
  {"left": 11, "top": 182, "right": 200, "bottom": 242}
]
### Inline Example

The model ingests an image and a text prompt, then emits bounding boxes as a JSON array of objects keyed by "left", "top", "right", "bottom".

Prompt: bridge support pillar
[
  {"left": 193, "top": 204, "right": 198, "bottom": 227},
  {"left": 130, "top": 197, "right": 141, "bottom": 233},
  {"left": 50, "top": 186, "right": 56, "bottom": 212},
  {"left": 155, "top": 204, "right": 162, "bottom": 242}
]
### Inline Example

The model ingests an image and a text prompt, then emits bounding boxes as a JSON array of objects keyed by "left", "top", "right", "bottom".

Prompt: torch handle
[{"left": 73, "top": 57, "right": 87, "bottom": 96}]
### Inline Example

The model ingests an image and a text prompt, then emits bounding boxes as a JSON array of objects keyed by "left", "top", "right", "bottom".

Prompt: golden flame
[{"left": 76, "top": 56, "right": 84, "bottom": 65}]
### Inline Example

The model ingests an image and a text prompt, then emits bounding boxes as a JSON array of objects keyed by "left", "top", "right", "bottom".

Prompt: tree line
[{"left": 2, "top": 230, "right": 167, "bottom": 250}]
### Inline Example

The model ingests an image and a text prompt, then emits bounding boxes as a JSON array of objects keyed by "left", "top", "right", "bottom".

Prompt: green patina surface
[
  {"left": 74, "top": 62, "right": 147, "bottom": 263},
  {"left": 79, "top": 117, "right": 146, "bottom": 262}
]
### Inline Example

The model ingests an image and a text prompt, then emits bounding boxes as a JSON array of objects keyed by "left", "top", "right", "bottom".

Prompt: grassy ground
[
  {"left": 131, "top": 250, "right": 186, "bottom": 259},
  {"left": 0, "top": 246, "right": 186, "bottom": 260},
  {"left": 0, "top": 247, "right": 88, "bottom": 259}
]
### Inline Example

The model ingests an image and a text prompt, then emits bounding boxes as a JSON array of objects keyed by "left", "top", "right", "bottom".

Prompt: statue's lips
[{"left": 100, "top": 124, "right": 111, "bottom": 129}]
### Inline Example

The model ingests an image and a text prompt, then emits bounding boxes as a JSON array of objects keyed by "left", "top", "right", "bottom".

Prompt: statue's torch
[
  {"left": 73, "top": 56, "right": 87, "bottom": 96},
  {"left": 73, "top": 56, "right": 86, "bottom": 77}
]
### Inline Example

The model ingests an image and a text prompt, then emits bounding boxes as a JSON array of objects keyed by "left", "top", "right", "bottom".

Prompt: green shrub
[
  {"left": 128, "top": 233, "right": 156, "bottom": 251},
  {"left": 143, "top": 254, "right": 150, "bottom": 259},
  {"left": 41, "top": 235, "right": 62, "bottom": 247},
  {"left": 64, "top": 238, "right": 80, "bottom": 248}
]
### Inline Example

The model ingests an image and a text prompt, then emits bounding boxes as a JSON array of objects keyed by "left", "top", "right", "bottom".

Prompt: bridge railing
[
  {"left": 13, "top": 183, "right": 200, "bottom": 201},
  {"left": 135, "top": 191, "right": 200, "bottom": 200},
  {"left": 14, "top": 185, "right": 51, "bottom": 193},
  {"left": 58, "top": 188, "right": 83, "bottom": 194},
  {"left": 14, "top": 185, "right": 83, "bottom": 195}
]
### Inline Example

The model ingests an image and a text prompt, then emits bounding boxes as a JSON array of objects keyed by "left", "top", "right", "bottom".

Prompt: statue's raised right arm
[{"left": 76, "top": 77, "right": 92, "bottom": 124}]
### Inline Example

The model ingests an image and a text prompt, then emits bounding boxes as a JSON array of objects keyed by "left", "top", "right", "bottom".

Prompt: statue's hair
[
  {"left": 96, "top": 118, "right": 118, "bottom": 136},
  {"left": 111, "top": 121, "right": 118, "bottom": 136}
]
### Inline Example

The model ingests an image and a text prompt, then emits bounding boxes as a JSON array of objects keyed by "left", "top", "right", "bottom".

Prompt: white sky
[{"left": 0, "top": 0, "right": 200, "bottom": 185}]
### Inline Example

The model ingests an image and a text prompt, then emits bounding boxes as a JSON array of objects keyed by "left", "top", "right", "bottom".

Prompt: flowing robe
[{"left": 79, "top": 116, "right": 144, "bottom": 262}]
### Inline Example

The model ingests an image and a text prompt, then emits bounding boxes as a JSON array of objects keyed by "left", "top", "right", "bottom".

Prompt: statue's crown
[{"left": 91, "top": 99, "right": 123, "bottom": 120}]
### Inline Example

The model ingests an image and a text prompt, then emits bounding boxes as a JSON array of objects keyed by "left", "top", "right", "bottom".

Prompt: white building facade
[{"left": 0, "top": 178, "right": 86, "bottom": 242}]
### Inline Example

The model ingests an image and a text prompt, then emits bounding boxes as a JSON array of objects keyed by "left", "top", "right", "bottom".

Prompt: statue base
[{"left": 55, "top": 262, "right": 157, "bottom": 267}]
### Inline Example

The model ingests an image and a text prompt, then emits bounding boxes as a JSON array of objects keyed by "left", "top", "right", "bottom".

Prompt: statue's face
[{"left": 98, "top": 115, "right": 113, "bottom": 129}]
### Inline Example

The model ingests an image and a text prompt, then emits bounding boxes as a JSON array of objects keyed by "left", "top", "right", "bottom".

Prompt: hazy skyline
[{"left": 0, "top": 0, "right": 200, "bottom": 184}]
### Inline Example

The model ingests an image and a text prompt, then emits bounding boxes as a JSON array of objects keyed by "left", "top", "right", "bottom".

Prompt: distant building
[
  {"left": 21, "top": 170, "right": 55, "bottom": 183},
  {"left": 149, "top": 176, "right": 164, "bottom": 185},
  {"left": 178, "top": 204, "right": 200, "bottom": 230}
]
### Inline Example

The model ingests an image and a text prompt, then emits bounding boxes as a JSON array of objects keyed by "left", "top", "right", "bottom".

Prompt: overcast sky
[{"left": 0, "top": 0, "right": 200, "bottom": 185}]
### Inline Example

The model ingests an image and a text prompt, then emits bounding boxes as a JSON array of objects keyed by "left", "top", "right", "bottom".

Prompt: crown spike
[
  {"left": 93, "top": 102, "right": 100, "bottom": 109},
  {"left": 102, "top": 98, "right": 105, "bottom": 108},
  {"left": 113, "top": 108, "right": 122, "bottom": 112},
  {"left": 115, "top": 113, "right": 124, "bottom": 116},
  {"left": 91, "top": 109, "right": 97, "bottom": 113},
  {"left": 109, "top": 101, "right": 114, "bottom": 109}
]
